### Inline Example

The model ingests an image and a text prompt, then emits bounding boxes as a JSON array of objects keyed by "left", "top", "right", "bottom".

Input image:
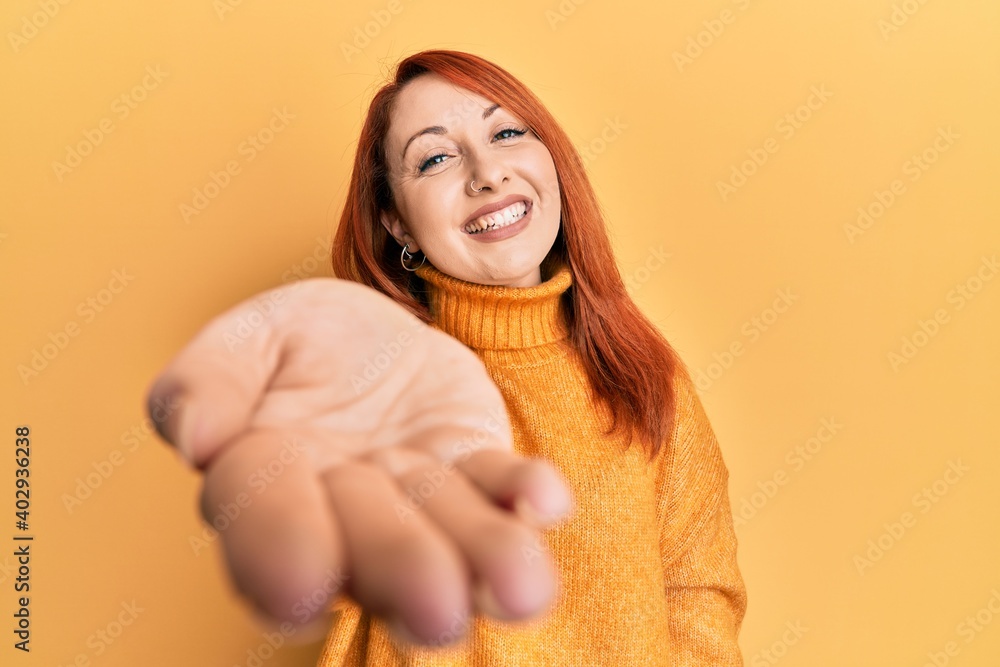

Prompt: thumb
[{"left": 146, "top": 285, "right": 292, "bottom": 469}]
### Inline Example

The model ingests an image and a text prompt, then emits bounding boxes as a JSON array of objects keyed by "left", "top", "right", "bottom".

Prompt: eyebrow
[{"left": 401, "top": 103, "right": 501, "bottom": 162}]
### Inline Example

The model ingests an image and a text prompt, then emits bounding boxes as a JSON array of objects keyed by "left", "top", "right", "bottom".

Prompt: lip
[
  {"left": 464, "top": 201, "right": 533, "bottom": 243},
  {"left": 463, "top": 194, "right": 533, "bottom": 228}
]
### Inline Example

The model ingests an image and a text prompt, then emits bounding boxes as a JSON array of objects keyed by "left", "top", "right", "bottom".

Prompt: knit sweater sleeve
[{"left": 655, "top": 367, "right": 747, "bottom": 666}]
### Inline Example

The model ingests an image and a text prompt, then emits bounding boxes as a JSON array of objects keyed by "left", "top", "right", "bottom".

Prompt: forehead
[{"left": 387, "top": 74, "right": 497, "bottom": 145}]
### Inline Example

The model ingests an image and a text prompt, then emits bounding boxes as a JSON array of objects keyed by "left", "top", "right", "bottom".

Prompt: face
[{"left": 379, "top": 74, "right": 561, "bottom": 288}]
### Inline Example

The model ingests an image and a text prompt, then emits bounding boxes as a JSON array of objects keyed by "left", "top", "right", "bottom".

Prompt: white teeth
[{"left": 466, "top": 201, "right": 528, "bottom": 234}]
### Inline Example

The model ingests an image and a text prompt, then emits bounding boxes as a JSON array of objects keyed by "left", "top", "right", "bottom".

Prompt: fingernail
[
  {"left": 515, "top": 497, "right": 559, "bottom": 528},
  {"left": 176, "top": 404, "right": 202, "bottom": 466},
  {"left": 474, "top": 580, "right": 515, "bottom": 621},
  {"left": 170, "top": 445, "right": 194, "bottom": 471},
  {"left": 387, "top": 615, "right": 422, "bottom": 646},
  {"left": 287, "top": 616, "right": 332, "bottom": 645},
  {"left": 247, "top": 609, "right": 329, "bottom": 645}
]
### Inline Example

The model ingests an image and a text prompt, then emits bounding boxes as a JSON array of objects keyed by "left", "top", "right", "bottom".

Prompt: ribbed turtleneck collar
[{"left": 414, "top": 263, "right": 573, "bottom": 351}]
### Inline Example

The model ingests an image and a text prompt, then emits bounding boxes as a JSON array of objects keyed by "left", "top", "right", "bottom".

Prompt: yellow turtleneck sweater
[{"left": 316, "top": 263, "right": 746, "bottom": 666}]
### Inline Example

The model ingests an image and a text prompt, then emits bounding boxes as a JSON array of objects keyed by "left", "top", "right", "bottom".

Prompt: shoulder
[{"left": 667, "top": 366, "right": 722, "bottom": 463}]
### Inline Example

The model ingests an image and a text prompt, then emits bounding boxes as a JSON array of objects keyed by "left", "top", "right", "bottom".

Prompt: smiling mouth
[{"left": 464, "top": 200, "right": 530, "bottom": 234}]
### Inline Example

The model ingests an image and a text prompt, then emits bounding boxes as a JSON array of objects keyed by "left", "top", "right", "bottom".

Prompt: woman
[{"left": 318, "top": 49, "right": 747, "bottom": 665}]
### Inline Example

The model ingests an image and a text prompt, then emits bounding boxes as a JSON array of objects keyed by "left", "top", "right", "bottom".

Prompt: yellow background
[{"left": 2, "top": 0, "right": 998, "bottom": 664}]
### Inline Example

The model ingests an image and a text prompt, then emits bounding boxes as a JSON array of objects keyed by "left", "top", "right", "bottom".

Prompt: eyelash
[{"left": 418, "top": 126, "right": 529, "bottom": 173}]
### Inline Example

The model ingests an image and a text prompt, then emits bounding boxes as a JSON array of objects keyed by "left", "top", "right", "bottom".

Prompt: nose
[{"left": 466, "top": 145, "right": 509, "bottom": 193}]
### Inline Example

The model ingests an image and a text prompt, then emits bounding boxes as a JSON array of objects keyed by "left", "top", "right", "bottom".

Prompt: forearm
[{"left": 663, "top": 484, "right": 747, "bottom": 666}]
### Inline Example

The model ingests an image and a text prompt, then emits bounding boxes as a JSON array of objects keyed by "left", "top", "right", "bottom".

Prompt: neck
[{"left": 414, "top": 262, "right": 573, "bottom": 351}]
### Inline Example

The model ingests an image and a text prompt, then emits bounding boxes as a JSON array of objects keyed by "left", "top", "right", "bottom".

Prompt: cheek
[
  {"left": 532, "top": 151, "right": 560, "bottom": 203},
  {"left": 392, "top": 172, "right": 427, "bottom": 216},
  {"left": 521, "top": 145, "right": 557, "bottom": 183},
  {"left": 402, "top": 181, "right": 465, "bottom": 238}
]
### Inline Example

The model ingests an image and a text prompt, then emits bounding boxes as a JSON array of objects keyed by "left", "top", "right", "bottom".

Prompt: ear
[{"left": 379, "top": 209, "right": 417, "bottom": 252}]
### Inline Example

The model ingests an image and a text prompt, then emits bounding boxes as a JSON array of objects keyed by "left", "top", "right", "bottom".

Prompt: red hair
[{"left": 331, "top": 49, "right": 685, "bottom": 462}]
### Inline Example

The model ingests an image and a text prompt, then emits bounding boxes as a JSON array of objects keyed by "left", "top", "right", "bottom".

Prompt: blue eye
[
  {"left": 419, "top": 154, "right": 447, "bottom": 172},
  {"left": 417, "top": 127, "right": 528, "bottom": 173},
  {"left": 495, "top": 127, "right": 527, "bottom": 140}
]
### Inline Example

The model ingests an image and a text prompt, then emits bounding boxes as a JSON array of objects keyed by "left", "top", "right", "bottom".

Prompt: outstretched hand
[{"left": 146, "top": 278, "right": 574, "bottom": 646}]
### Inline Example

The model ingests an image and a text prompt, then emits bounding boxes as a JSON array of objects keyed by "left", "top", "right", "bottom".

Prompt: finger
[
  {"left": 368, "top": 446, "right": 574, "bottom": 529},
  {"left": 146, "top": 278, "right": 412, "bottom": 469},
  {"left": 365, "top": 447, "right": 561, "bottom": 626},
  {"left": 199, "top": 428, "right": 347, "bottom": 627},
  {"left": 146, "top": 284, "right": 296, "bottom": 468},
  {"left": 320, "top": 458, "right": 472, "bottom": 647},
  {"left": 372, "top": 393, "right": 574, "bottom": 528},
  {"left": 448, "top": 449, "right": 575, "bottom": 529}
]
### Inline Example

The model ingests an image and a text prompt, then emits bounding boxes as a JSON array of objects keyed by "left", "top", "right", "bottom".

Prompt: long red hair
[{"left": 331, "top": 50, "right": 685, "bottom": 462}]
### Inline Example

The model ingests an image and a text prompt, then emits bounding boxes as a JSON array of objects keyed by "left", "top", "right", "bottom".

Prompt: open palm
[{"left": 146, "top": 277, "right": 574, "bottom": 646}]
